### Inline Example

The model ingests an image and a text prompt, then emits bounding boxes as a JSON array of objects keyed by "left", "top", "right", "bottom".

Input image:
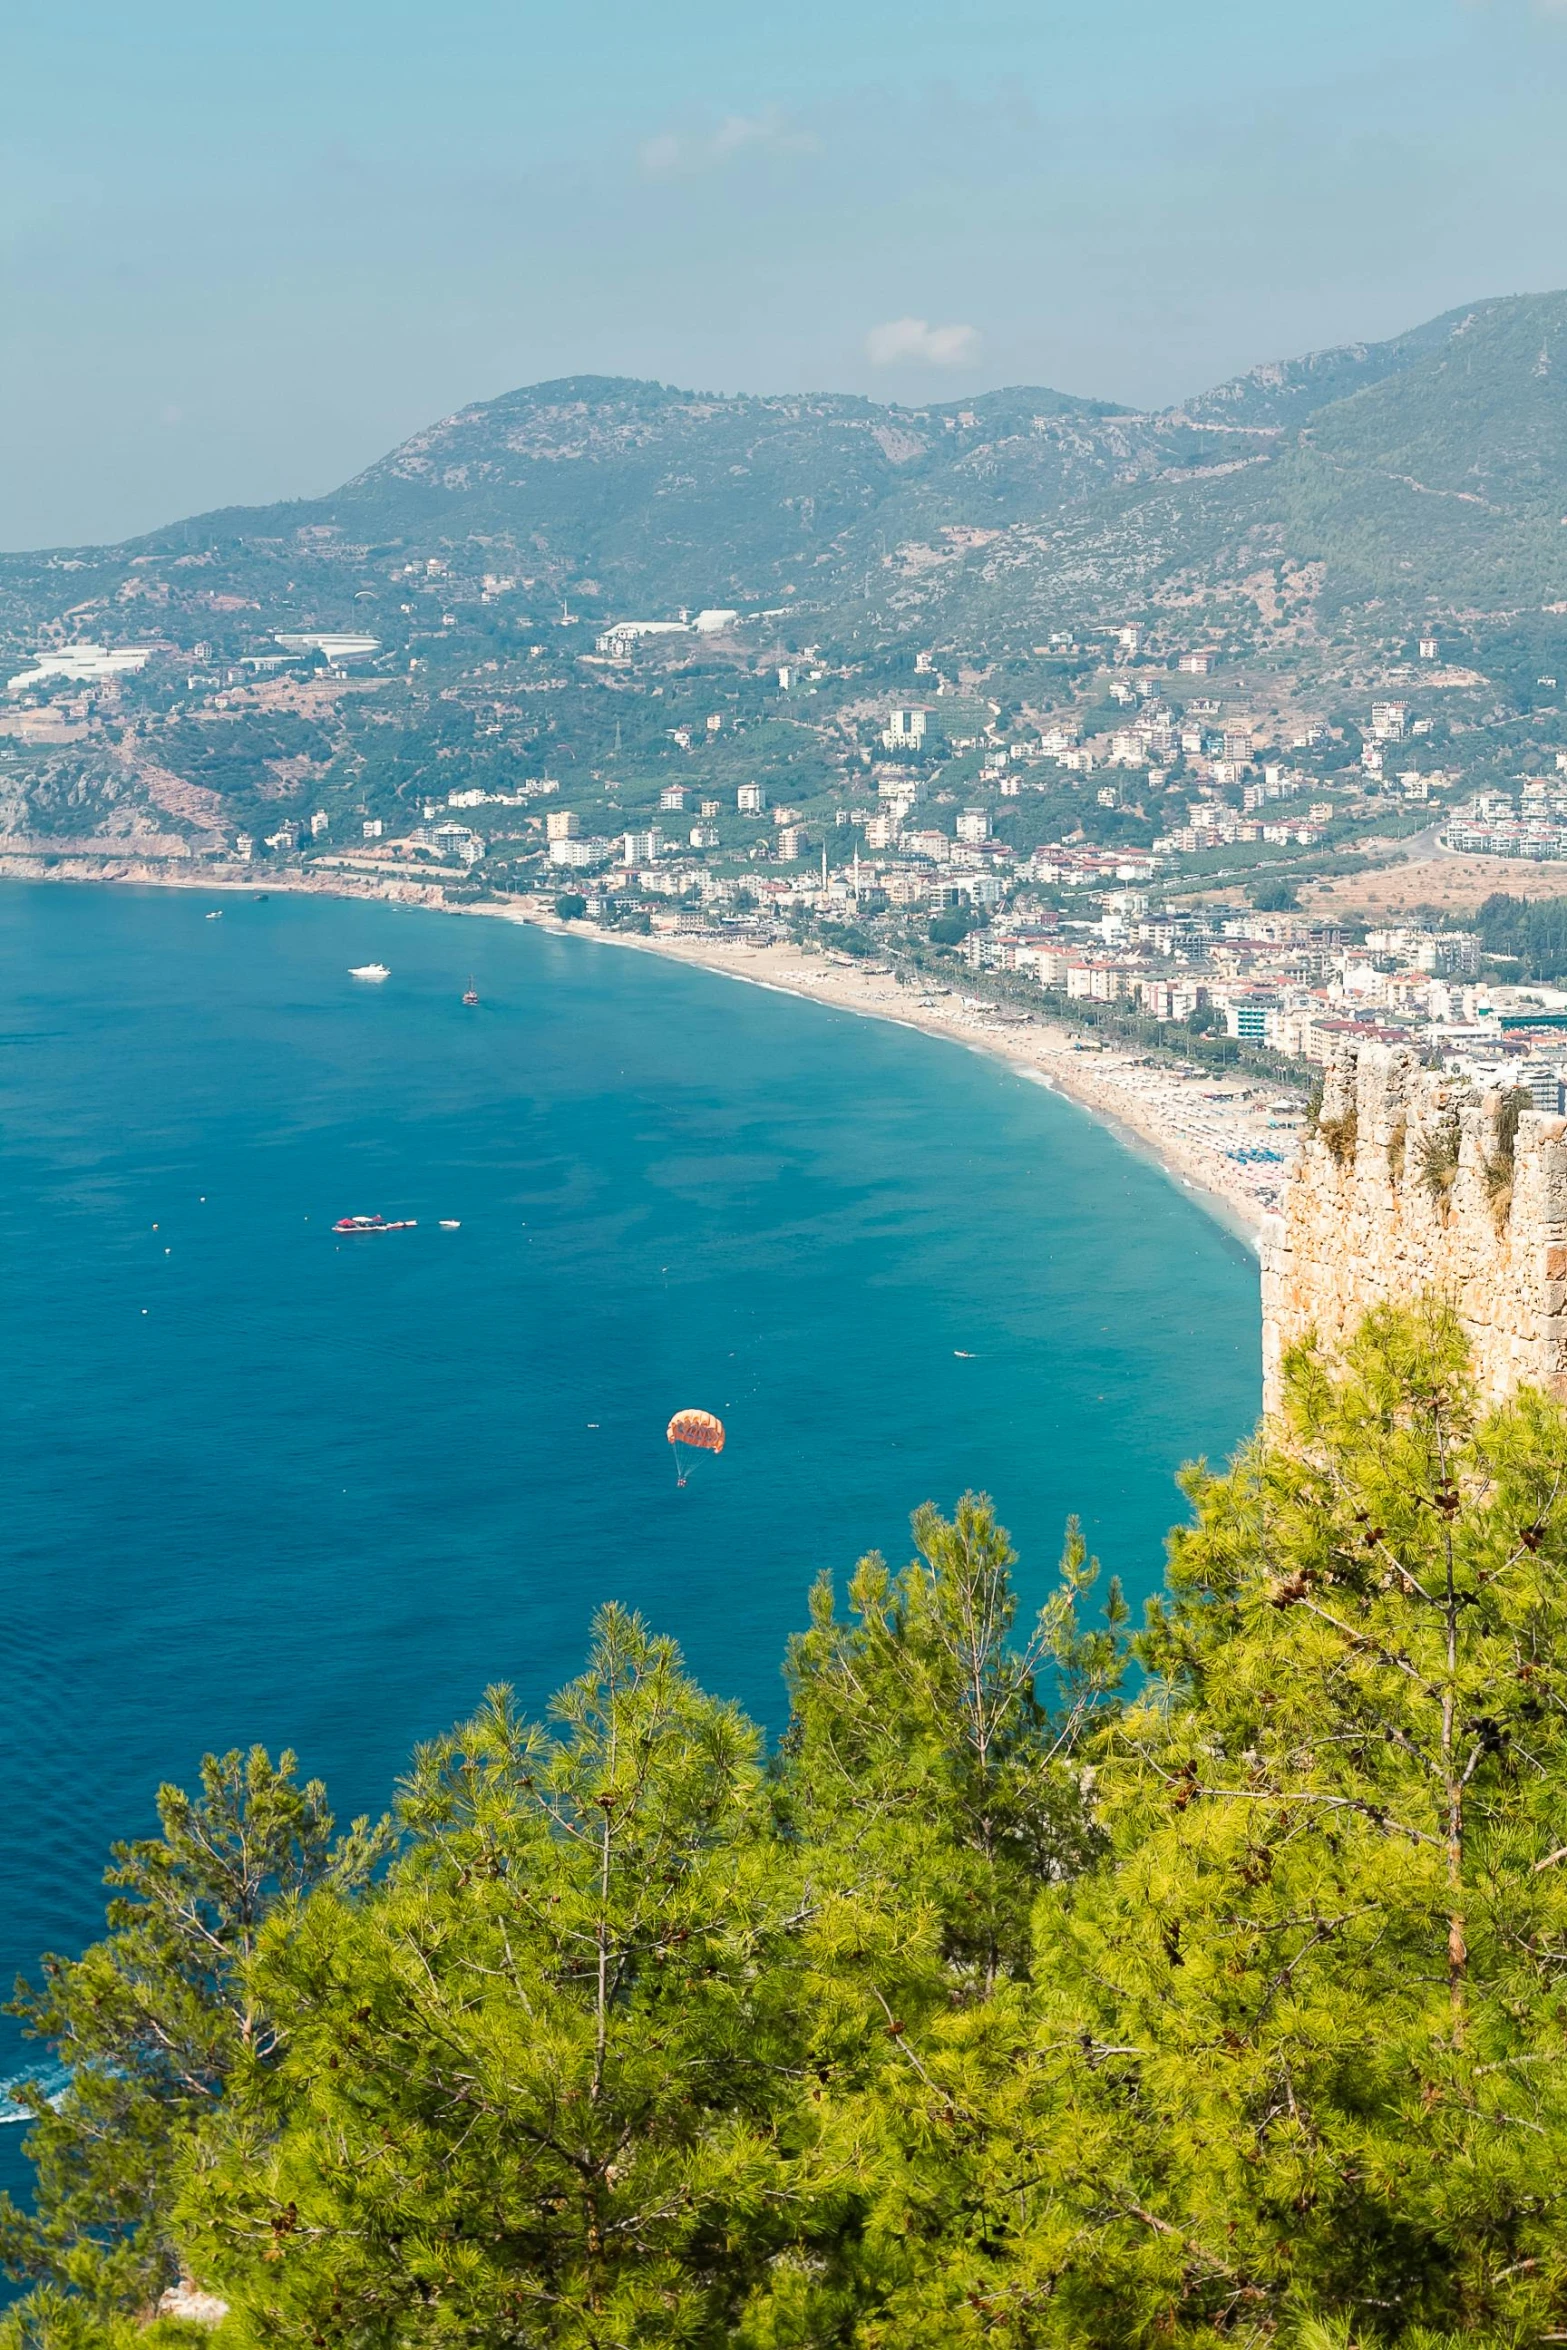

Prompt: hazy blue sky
[{"left": 7, "top": 0, "right": 1567, "bottom": 547}]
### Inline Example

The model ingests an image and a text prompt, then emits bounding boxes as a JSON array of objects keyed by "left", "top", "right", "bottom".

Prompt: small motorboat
[
  {"left": 333, "top": 1214, "right": 417, "bottom": 1234},
  {"left": 349, "top": 963, "right": 390, "bottom": 982},
  {"left": 438, "top": 1219, "right": 462, "bottom": 1230},
  {"left": 205, "top": 910, "right": 223, "bottom": 921}
]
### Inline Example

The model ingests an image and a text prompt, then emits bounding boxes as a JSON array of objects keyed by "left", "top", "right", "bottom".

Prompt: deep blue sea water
[{"left": 0, "top": 881, "right": 1259, "bottom": 2181}]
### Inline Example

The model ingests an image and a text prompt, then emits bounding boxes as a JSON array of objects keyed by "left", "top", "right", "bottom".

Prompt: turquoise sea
[{"left": 0, "top": 881, "right": 1259, "bottom": 2160}]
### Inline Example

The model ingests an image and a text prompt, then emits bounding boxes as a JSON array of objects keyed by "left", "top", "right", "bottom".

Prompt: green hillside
[
  {"left": 1306, "top": 293, "right": 1567, "bottom": 513},
  {"left": 6, "top": 291, "right": 1567, "bottom": 865},
  {"left": 7, "top": 293, "right": 1567, "bottom": 663},
  {"left": 1179, "top": 296, "right": 1485, "bottom": 429},
  {"left": 1269, "top": 292, "right": 1567, "bottom": 606}
]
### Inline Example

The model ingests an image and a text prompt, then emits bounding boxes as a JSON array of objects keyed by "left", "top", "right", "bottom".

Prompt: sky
[{"left": 7, "top": 0, "right": 1567, "bottom": 548}]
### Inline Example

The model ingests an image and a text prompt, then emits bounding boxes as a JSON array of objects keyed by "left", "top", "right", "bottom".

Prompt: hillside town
[{"left": 9, "top": 598, "right": 1567, "bottom": 1126}]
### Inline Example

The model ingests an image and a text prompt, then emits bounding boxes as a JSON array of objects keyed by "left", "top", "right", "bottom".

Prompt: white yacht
[{"left": 348, "top": 963, "right": 390, "bottom": 982}]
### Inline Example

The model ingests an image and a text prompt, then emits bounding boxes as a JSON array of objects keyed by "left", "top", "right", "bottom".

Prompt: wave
[{"left": 0, "top": 2063, "right": 70, "bottom": 2125}]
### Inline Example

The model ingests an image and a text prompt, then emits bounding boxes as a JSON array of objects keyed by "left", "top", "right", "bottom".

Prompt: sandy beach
[{"left": 0, "top": 855, "right": 1290, "bottom": 1247}]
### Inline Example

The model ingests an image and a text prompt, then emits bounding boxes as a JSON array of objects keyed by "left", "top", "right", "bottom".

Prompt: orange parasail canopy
[{"left": 667, "top": 1409, "right": 725, "bottom": 1454}]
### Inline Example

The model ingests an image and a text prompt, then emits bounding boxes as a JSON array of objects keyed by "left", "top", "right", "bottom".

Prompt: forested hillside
[{"left": 8, "top": 1303, "right": 1567, "bottom": 2349}]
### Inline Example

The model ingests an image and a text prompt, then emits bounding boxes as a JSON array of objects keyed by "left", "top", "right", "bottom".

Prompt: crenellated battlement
[{"left": 1261, "top": 1040, "right": 1567, "bottom": 1412}]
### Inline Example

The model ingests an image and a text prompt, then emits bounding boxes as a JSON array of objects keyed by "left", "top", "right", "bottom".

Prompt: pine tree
[
  {"left": 0, "top": 1747, "right": 386, "bottom": 2330},
  {"left": 180, "top": 1608, "right": 850, "bottom": 2348},
  {"left": 858, "top": 1304, "right": 1567, "bottom": 2346},
  {"left": 751, "top": 1498, "right": 1129, "bottom": 2344},
  {"left": 778, "top": 1497, "right": 1126, "bottom": 1992}
]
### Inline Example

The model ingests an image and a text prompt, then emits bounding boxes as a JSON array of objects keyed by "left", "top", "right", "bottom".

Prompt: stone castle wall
[{"left": 1261, "top": 1040, "right": 1567, "bottom": 1412}]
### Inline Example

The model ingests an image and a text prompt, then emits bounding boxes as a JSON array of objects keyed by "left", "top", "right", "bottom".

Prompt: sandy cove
[{"left": 0, "top": 856, "right": 1286, "bottom": 1249}]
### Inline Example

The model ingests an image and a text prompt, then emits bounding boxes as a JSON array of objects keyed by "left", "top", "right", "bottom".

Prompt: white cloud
[
  {"left": 864, "top": 317, "right": 981, "bottom": 368},
  {"left": 638, "top": 132, "right": 685, "bottom": 176},
  {"left": 638, "top": 111, "right": 818, "bottom": 179}
]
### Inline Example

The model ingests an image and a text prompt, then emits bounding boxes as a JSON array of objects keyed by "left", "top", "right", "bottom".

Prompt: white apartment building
[
  {"left": 881, "top": 708, "right": 928, "bottom": 751},
  {"left": 549, "top": 836, "right": 614, "bottom": 870},
  {"left": 1365, "top": 928, "right": 1481, "bottom": 979},
  {"left": 412, "top": 822, "right": 483, "bottom": 865}
]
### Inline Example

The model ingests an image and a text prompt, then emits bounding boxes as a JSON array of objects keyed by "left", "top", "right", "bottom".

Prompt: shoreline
[{"left": 0, "top": 856, "right": 1287, "bottom": 1250}]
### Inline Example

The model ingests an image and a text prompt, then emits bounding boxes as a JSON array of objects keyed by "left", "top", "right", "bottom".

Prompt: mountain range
[{"left": 6, "top": 289, "right": 1567, "bottom": 663}]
